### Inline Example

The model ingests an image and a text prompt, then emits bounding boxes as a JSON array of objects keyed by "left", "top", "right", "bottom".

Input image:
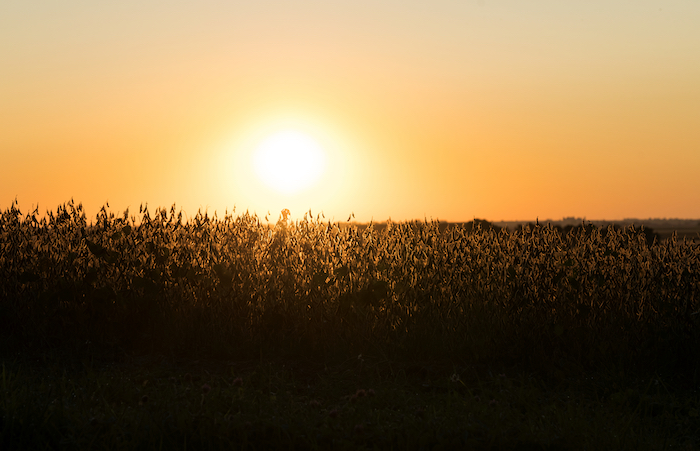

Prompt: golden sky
[{"left": 2, "top": 1, "right": 699, "bottom": 222}]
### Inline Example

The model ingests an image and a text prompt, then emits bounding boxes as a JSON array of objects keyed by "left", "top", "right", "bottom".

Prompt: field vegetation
[{"left": 2, "top": 200, "right": 699, "bottom": 449}]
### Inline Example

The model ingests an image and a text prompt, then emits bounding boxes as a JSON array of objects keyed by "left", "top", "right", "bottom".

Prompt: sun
[{"left": 252, "top": 130, "right": 327, "bottom": 195}]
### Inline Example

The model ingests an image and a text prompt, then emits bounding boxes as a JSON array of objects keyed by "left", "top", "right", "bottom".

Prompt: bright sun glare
[{"left": 252, "top": 130, "right": 327, "bottom": 195}]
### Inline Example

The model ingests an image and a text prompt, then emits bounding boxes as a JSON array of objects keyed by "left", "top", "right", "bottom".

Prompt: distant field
[
  {"left": 625, "top": 219, "right": 700, "bottom": 241},
  {"left": 494, "top": 218, "right": 700, "bottom": 242}
]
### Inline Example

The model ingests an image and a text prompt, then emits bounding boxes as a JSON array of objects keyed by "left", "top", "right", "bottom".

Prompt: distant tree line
[
  {"left": 344, "top": 218, "right": 661, "bottom": 246},
  {"left": 460, "top": 219, "right": 660, "bottom": 247}
]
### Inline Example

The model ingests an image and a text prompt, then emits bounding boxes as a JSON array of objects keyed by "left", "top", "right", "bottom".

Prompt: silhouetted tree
[{"left": 463, "top": 219, "right": 501, "bottom": 233}]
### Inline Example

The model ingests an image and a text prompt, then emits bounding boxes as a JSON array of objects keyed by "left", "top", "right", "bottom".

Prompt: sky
[{"left": 1, "top": 1, "right": 699, "bottom": 223}]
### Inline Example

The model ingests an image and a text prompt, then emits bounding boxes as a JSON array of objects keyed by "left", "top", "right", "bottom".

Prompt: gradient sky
[{"left": 2, "top": 1, "right": 699, "bottom": 222}]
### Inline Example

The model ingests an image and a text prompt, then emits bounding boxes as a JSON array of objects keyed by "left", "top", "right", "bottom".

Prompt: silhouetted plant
[{"left": 1, "top": 201, "right": 698, "bottom": 376}]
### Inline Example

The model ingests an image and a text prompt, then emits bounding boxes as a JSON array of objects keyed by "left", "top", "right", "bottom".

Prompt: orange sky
[{"left": 2, "top": 1, "right": 699, "bottom": 222}]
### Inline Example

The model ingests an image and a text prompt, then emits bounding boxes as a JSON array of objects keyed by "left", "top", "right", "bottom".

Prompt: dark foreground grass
[
  {"left": 2, "top": 352, "right": 699, "bottom": 450},
  {"left": 2, "top": 203, "right": 700, "bottom": 449}
]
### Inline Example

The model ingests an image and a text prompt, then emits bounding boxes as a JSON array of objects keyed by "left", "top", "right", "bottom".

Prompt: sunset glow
[{"left": 1, "top": 1, "right": 698, "bottom": 222}]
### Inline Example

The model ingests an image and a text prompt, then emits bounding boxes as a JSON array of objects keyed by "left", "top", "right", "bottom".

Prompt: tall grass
[{"left": 1, "top": 200, "right": 699, "bottom": 377}]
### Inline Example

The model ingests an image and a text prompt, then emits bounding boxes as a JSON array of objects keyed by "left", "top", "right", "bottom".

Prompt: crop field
[{"left": 2, "top": 200, "right": 700, "bottom": 449}]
